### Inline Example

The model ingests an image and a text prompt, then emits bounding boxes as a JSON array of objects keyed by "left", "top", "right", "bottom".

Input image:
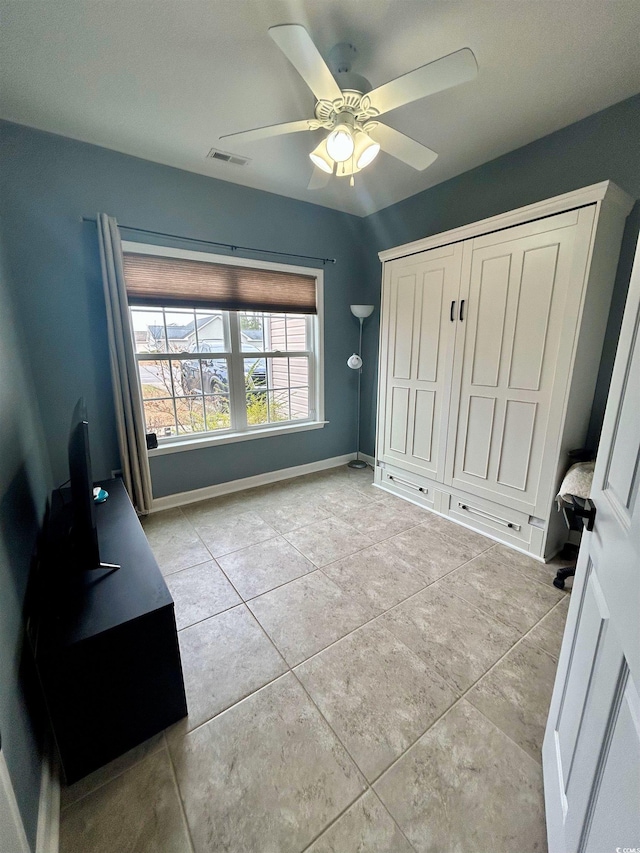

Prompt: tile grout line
[
  {"left": 159, "top": 556, "right": 220, "bottom": 579},
  {"left": 175, "top": 667, "right": 291, "bottom": 739},
  {"left": 176, "top": 599, "right": 245, "bottom": 633},
  {"left": 488, "top": 544, "right": 574, "bottom": 594},
  {"left": 366, "top": 786, "right": 421, "bottom": 853},
  {"left": 58, "top": 739, "right": 166, "bottom": 812},
  {"left": 162, "top": 733, "right": 197, "bottom": 853},
  {"left": 442, "top": 565, "right": 565, "bottom": 636}
]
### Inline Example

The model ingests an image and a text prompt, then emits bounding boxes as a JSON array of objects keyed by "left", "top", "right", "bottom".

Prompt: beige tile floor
[{"left": 59, "top": 464, "right": 572, "bottom": 853}]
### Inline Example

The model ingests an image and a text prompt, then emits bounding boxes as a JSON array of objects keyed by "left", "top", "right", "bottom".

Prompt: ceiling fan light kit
[{"left": 221, "top": 24, "right": 478, "bottom": 189}]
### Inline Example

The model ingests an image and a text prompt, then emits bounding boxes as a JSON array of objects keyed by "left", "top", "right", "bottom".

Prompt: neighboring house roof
[{"left": 148, "top": 324, "right": 192, "bottom": 341}]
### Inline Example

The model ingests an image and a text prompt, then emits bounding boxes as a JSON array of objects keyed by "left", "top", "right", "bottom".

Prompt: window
[{"left": 123, "top": 243, "right": 324, "bottom": 452}]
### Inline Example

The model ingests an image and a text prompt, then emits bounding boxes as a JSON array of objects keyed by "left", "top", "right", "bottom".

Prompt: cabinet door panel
[
  {"left": 380, "top": 244, "right": 463, "bottom": 482},
  {"left": 447, "top": 208, "right": 593, "bottom": 513},
  {"left": 413, "top": 390, "right": 435, "bottom": 461},
  {"left": 509, "top": 244, "right": 558, "bottom": 391},
  {"left": 470, "top": 255, "right": 510, "bottom": 388},
  {"left": 392, "top": 276, "right": 416, "bottom": 379},
  {"left": 389, "top": 386, "right": 410, "bottom": 453},
  {"left": 462, "top": 395, "right": 495, "bottom": 479}
]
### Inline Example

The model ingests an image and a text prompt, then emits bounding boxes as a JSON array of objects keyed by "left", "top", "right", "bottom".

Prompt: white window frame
[{"left": 123, "top": 241, "right": 325, "bottom": 456}]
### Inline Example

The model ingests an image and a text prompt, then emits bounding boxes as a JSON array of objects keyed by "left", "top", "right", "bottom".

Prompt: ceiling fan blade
[
  {"left": 368, "top": 123, "right": 438, "bottom": 171},
  {"left": 368, "top": 48, "right": 478, "bottom": 116},
  {"left": 220, "top": 119, "right": 313, "bottom": 145},
  {"left": 308, "top": 167, "right": 331, "bottom": 191},
  {"left": 269, "top": 24, "right": 342, "bottom": 103}
]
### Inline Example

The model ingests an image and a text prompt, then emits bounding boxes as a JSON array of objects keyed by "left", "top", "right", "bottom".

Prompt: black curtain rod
[{"left": 81, "top": 217, "right": 336, "bottom": 265}]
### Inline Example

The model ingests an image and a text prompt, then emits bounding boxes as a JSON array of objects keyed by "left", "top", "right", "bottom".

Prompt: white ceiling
[{"left": 1, "top": 1, "right": 639, "bottom": 217}]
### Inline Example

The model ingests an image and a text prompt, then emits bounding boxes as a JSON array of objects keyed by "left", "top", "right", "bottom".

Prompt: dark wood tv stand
[{"left": 32, "top": 478, "right": 187, "bottom": 784}]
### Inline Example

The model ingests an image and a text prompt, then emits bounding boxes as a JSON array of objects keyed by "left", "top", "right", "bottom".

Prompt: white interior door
[
  {"left": 446, "top": 207, "right": 596, "bottom": 515},
  {"left": 542, "top": 232, "right": 640, "bottom": 853},
  {"left": 380, "top": 243, "right": 463, "bottom": 481}
]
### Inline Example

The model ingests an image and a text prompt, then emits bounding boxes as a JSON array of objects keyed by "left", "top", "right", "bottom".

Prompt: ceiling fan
[{"left": 220, "top": 24, "right": 478, "bottom": 189}]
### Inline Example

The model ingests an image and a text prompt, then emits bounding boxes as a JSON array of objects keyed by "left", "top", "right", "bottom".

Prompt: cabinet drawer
[
  {"left": 376, "top": 464, "right": 437, "bottom": 510},
  {"left": 446, "top": 491, "right": 534, "bottom": 548}
]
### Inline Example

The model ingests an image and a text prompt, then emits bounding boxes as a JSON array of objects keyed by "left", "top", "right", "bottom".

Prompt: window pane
[
  {"left": 269, "top": 357, "right": 290, "bottom": 391},
  {"left": 290, "top": 387, "right": 309, "bottom": 420},
  {"left": 264, "top": 313, "right": 281, "bottom": 352},
  {"left": 143, "top": 398, "right": 176, "bottom": 437},
  {"left": 164, "top": 309, "right": 197, "bottom": 353},
  {"left": 131, "top": 308, "right": 167, "bottom": 354},
  {"left": 269, "top": 390, "right": 290, "bottom": 423},
  {"left": 204, "top": 396, "right": 231, "bottom": 431},
  {"left": 244, "top": 357, "right": 267, "bottom": 390},
  {"left": 175, "top": 395, "right": 205, "bottom": 435},
  {"left": 286, "top": 315, "right": 307, "bottom": 351},
  {"left": 246, "top": 388, "right": 269, "bottom": 426},
  {"left": 239, "top": 312, "right": 307, "bottom": 353},
  {"left": 195, "top": 311, "right": 227, "bottom": 353},
  {"left": 239, "top": 312, "right": 265, "bottom": 351},
  {"left": 268, "top": 357, "right": 309, "bottom": 391},
  {"left": 139, "top": 359, "right": 174, "bottom": 399},
  {"left": 288, "top": 357, "right": 309, "bottom": 387},
  {"left": 179, "top": 358, "right": 229, "bottom": 396}
]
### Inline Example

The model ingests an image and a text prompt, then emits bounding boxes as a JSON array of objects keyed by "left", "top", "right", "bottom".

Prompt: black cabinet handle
[
  {"left": 450, "top": 300, "right": 456, "bottom": 322},
  {"left": 460, "top": 299, "right": 465, "bottom": 321}
]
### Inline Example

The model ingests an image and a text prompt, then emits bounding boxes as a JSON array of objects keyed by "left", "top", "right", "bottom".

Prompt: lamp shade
[
  {"left": 350, "top": 304, "right": 374, "bottom": 319},
  {"left": 353, "top": 132, "right": 381, "bottom": 169},
  {"left": 309, "top": 139, "right": 334, "bottom": 174}
]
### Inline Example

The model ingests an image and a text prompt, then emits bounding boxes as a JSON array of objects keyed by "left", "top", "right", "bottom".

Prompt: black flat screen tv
[{"left": 68, "top": 399, "right": 119, "bottom": 571}]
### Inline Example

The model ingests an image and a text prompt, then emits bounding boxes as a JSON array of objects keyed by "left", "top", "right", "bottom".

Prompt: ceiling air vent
[{"left": 206, "top": 148, "right": 251, "bottom": 166}]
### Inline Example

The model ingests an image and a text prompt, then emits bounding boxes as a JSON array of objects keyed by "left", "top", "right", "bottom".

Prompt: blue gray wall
[
  {"left": 0, "top": 121, "right": 371, "bottom": 498},
  {"left": 0, "top": 226, "right": 52, "bottom": 849},
  {"left": 358, "top": 93, "right": 640, "bottom": 456}
]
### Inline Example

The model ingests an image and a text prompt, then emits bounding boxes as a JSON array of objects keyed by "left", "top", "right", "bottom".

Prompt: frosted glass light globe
[{"left": 327, "top": 126, "right": 355, "bottom": 162}]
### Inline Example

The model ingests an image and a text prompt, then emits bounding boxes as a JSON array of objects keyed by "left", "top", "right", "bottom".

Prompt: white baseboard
[
  {"left": 151, "top": 453, "right": 360, "bottom": 512},
  {"left": 359, "top": 452, "right": 375, "bottom": 467},
  {"left": 36, "top": 734, "right": 59, "bottom": 853}
]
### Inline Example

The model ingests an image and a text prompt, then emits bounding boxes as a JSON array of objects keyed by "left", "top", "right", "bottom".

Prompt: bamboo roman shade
[{"left": 122, "top": 252, "right": 317, "bottom": 314}]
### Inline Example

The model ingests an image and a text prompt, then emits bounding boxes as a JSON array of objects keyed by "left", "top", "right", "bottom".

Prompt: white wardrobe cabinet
[{"left": 375, "top": 182, "right": 634, "bottom": 560}]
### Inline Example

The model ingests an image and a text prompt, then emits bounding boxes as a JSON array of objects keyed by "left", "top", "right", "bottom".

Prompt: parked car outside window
[{"left": 181, "top": 342, "right": 266, "bottom": 395}]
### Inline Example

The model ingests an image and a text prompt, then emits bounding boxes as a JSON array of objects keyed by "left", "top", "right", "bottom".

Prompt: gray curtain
[{"left": 97, "top": 213, "right": 153, "bottom": 513}]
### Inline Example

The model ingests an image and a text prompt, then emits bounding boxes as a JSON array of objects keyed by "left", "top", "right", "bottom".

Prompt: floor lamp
[{"left": 347, "top": 304, "right": 375, "bottom": 469}]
